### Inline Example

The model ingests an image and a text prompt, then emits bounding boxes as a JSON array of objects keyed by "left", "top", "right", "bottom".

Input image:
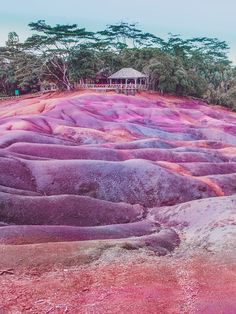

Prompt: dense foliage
[{"left": 0, "top": 21, "right": 236, "bottom": 110}]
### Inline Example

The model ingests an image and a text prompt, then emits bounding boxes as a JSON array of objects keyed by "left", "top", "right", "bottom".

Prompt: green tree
[
  {"left": 0, "top": 32, "right": 42, "bottom": 95},
  {"left": 24, "top": 20, "right": 96, "bottom": 90},
  {"left": 98, "top": 22, "right": 162, "bottom": 50}
]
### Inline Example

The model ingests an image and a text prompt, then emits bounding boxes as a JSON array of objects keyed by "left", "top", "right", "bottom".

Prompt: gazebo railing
[{"left": 76, "top": 83, "right": 148, "bottom": 90}]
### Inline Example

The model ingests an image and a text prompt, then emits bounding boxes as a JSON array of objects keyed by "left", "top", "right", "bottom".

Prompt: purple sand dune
[
  {"left": 0, "top": 92, "right": 236, "bottom": 313},
  {"left": 0, "top": 220, "right": 163, "bottom": 245},
  {"left": 0, "top": 192, "right": 144, "bottom": 226},
  {"left": 0, "top": 92, "right": 236, "bottom": 235}
]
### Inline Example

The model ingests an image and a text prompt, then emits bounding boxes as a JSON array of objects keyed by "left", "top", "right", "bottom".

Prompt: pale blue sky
[{"left": 0, "top": 0, "right": 235, "bottom": 62}]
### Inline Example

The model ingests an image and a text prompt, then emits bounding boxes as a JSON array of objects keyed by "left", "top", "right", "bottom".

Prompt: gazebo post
[
  {"left": 135, "top": 78, "right": 137, "bottom": 88},
  {"left": 125, "top": 79, "right": 128, "bottom": 87}
]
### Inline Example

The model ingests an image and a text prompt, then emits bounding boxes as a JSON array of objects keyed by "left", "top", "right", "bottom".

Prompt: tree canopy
[{"left": 0, "top": 20, "right": 236, "bottom": 110}]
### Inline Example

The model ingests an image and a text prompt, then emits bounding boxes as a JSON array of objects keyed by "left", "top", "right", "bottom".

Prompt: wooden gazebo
[
  {"left": 108, "top": 68, "right": 148, "bottom": 88},
  {"left": 76, "top": 67, "right": 148, "bottom": 93}
]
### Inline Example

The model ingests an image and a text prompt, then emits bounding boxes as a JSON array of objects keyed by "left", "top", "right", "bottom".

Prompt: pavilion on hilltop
[
  {"left": 77, "top": 67, "right": 148, "bottom": 93},
  {"left": 108, "top": 68, "right": 148, "bottom": 88}
]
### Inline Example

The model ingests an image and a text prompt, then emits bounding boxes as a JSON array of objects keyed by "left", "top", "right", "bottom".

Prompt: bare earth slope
[{"left": 0, "top": 91, "right": 235, "bottom": 313}]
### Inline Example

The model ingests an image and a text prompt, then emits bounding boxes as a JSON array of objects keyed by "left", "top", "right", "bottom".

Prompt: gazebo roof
[{"left": 108, "top": 68, "right": 147, "bottom": 79}]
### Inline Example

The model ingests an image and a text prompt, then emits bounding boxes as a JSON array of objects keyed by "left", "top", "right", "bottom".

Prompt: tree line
[{"left": 0, "top": 20, "right": 236, "bottom": 110}]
